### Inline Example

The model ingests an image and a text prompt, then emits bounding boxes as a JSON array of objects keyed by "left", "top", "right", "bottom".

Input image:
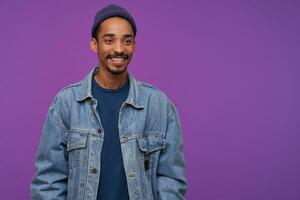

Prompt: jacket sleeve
[
  {"left": 157, "top": 102, "right": 187, "bottom": 199},
  {"left": 31, "top": 96, "right": 69, "bottom": 200}
]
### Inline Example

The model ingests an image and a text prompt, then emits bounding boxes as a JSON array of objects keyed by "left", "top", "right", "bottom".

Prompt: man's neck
[{"left": 94, "top": 69, "right": 128, "bottom": 89}]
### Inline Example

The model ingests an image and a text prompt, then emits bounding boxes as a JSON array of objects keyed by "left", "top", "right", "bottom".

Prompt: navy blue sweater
[{"left": 92, "top": 76, "right": 130, "bottom": 200}]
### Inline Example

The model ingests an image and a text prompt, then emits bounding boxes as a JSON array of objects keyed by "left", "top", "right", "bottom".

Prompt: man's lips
[
  {"left": 107, "top": 54, "right": 129, "bottom": 59},
  {"left": 107, "top": 55, "right": 129, "bottom": 66}
]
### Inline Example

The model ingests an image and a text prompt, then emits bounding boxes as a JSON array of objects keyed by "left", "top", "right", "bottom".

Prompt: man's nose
[{"left": 113, "top": 41, "right": 124, "bottom": 53}]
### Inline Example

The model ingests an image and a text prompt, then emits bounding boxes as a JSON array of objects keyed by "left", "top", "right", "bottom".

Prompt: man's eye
[
  {"left": 104, "top": 39, "right": 112, "bottom": 44},
  {"left": 124, "top": 40, "right": 132, "bottom": 45}
]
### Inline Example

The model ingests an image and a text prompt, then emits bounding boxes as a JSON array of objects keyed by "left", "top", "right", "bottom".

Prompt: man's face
[{"left": 90, "top": 17, "right": 136, "bottom": 75}]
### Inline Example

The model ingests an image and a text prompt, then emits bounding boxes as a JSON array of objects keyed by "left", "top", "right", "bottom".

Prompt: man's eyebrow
[
  {"left": 101, "top": 33, "right": 134, "bottom": 39},
  {"left": 102, "top": 33, "right": 115, "bottom": 38},
  {"left": 123, "top": 34, "right": 134, "bottom": 38}
]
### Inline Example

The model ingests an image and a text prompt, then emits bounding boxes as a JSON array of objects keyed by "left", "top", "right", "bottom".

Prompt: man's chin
[{"left": 107, "top": 65, "right": 127, "bottom": 75}]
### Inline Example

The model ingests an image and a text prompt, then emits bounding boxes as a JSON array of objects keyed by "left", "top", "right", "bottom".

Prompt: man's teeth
[
  {"left": 111, "top": 57, "right": 124, "bottom": 60},
  {"left": 110, "top": 56, "right": 127, "bottom": 61}
]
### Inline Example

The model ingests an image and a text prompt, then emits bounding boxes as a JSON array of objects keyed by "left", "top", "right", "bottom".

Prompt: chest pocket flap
[
  {"left": 138, "top": 134, "right": 166, "bottom": 155},
  {"left": 67, "top": 133, "right": 88, "bottom": 151}
]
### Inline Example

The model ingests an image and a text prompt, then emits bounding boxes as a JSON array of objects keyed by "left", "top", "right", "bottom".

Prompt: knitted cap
[{"left": 91, "top": 4, "right": 137, "bottom": 38}]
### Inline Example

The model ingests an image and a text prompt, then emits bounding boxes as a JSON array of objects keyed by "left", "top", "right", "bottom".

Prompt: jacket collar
[{"left": 76, "top": 67, "right": 144, "bottom": 109}]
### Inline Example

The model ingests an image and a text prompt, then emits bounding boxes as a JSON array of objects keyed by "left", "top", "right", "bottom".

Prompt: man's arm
[
  {"left": 31, "top": 97, "right": 69, "bottom": 200},
  {"left": 157, "top": 102, "right": 187, "bottom": 199}
]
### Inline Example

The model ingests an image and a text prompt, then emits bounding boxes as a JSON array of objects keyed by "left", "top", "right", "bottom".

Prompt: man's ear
[
  {"left": 90, "top": 38, "right": 98, "bottom": 53},
  {"left": 133, "top": 39, "right": 136, "bottom": 53}
]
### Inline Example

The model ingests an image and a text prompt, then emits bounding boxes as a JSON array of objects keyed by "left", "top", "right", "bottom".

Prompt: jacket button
[
  {"left": 97, "top": 128, "right": 102, "bottom": 133},
  {"left": 92, "top": 168, "right": 97, "bottom": 174}
]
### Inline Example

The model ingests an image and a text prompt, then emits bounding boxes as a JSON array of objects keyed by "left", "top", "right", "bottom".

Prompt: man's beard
[
  {"left": 105, "top": 52, "right": 130, "bottom": 74},
  {"left": 105, "top": 64, "right": 128, "bottom": 74}
]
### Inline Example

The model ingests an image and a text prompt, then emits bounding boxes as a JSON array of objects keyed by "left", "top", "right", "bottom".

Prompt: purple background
[{"left": 0, "top": 1, "right": 299, "bottom": 199}]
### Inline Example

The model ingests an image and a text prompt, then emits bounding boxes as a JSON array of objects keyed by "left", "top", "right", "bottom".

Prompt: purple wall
[{"left": 1, "top": 1, "right": 299, "bottom": 199}]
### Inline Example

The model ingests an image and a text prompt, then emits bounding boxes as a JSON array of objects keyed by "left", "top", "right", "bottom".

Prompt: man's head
[
  {"left": 91, "top": 4, "right": 137, "bottom": 40},
  {"left": 90, "top": 4, "right": 137, "bottom": 75}
]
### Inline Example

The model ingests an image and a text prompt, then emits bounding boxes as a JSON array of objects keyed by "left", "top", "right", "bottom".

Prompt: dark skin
[{"left": 90, "top": 17, "right": 136, "bottom": 89}]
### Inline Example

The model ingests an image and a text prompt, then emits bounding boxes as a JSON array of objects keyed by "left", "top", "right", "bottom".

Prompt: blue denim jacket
[{"left": 31, "top": 67, "right": 187, "bottom": 200}]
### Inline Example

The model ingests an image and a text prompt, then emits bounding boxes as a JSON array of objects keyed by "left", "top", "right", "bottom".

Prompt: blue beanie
[{"left": 91, "top": 4, "right": 137, "bottom": 38}]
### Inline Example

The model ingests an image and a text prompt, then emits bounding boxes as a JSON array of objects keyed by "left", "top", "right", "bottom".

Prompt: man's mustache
[{"left": 107, "top": 53, "right": 129, "bottom": 59}]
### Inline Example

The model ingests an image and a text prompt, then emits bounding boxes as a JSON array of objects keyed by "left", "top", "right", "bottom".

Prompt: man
[{"left": 31, "top": 4, "right": 186, "bottom": 200}]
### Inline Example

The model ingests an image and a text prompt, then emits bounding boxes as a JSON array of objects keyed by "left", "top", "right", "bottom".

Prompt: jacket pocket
[
  {"left": 137, "top": 134, "right": 166, "bottom": 172},
  {"left": 137, "top": 135, "right": 165, "bottom": 200},
  {"left": 67, "top": 133, "right": 88, "bottom": 151},
  {"left": 66, "top": 133, "right": 88, "bottom": 200},
  {"left": 137, "top": 135, "right": 166, "bottom": 155},
  {"left": 67, "top": 133, "right": 88, "bottom": 169}
]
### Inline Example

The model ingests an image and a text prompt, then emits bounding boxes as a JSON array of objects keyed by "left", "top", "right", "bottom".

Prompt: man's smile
[{"left": 107, "top": 55, "right": 129, "bottom": 66}]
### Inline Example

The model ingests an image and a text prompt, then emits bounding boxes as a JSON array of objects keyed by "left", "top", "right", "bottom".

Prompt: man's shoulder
[
  {"left": 135, "top": 79, "right": 179, "bottom": 118},
  {"left": 135, "top": 79, "right": 175, "bottom": 106},
  {"left": 61, "top": 80, "right": 83, "bottom": 92},
  {"left": 138, "top": 80, "right": 161, "bottom": 92},
  {"left": 137, "top": 80, "right": 167, "bottom": 98},
  {"left": 61, "top": 80, "right": 82, "bottom": 93},
  {"left": 52, "top": 79, "right": 83, "bottom": 104}
]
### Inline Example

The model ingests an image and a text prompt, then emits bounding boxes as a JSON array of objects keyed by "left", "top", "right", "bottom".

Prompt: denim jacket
[{"left": 31, "top": 67, "right": 187, "bottom": 200}]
